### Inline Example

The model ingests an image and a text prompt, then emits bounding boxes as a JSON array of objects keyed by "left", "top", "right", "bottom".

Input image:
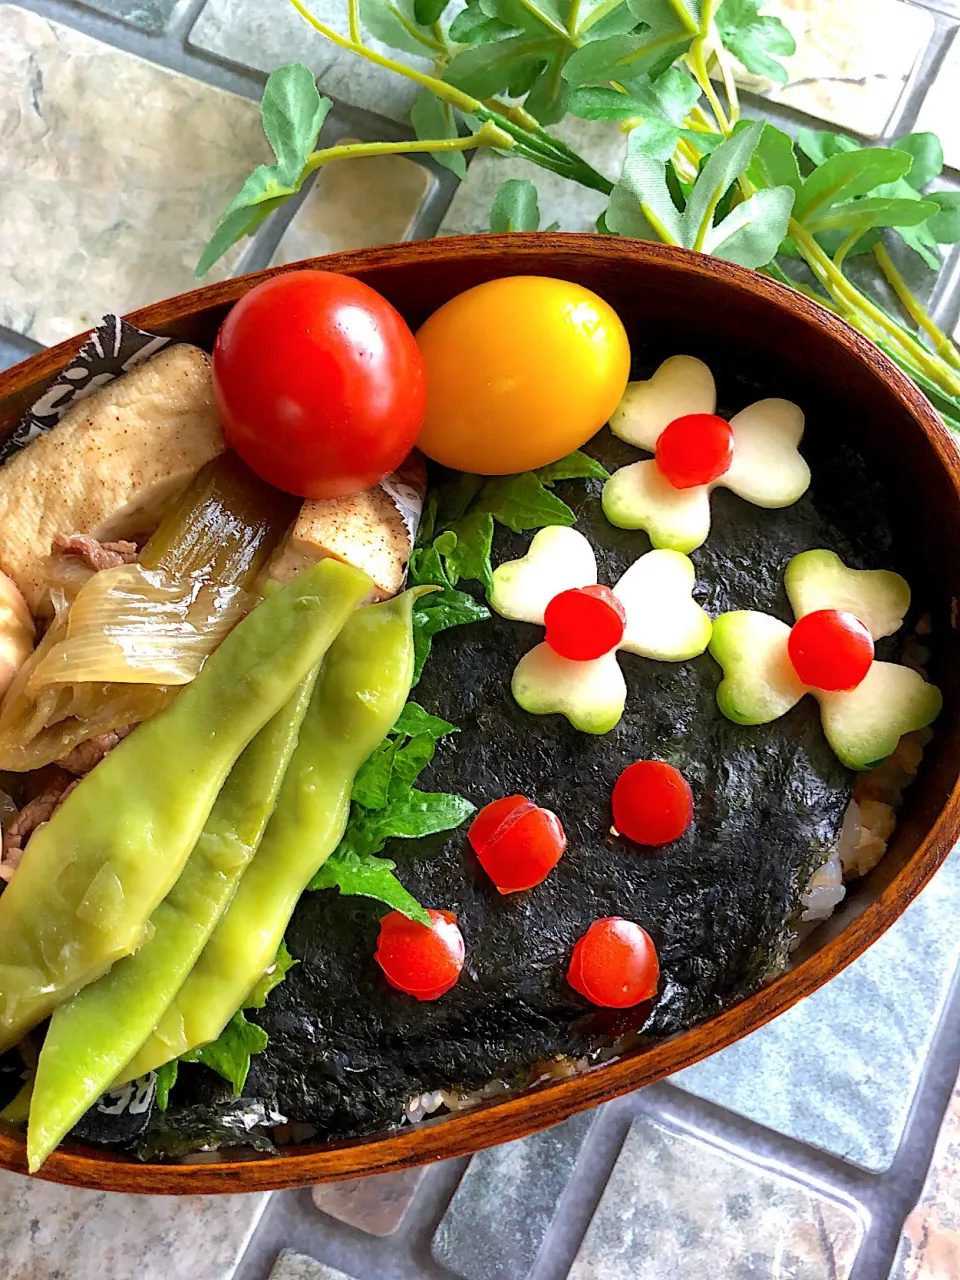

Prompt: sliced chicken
[
  {"left": 0, "top": 344, "right": 224, "bottom": 614},
  {"left": 266, "top": 453, "right": 427, "bottom": 601}
]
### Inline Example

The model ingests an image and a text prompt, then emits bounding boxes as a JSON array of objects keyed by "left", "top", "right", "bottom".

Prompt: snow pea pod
[
  {"left": 26, "top": 675, "right": 317, "bottom": 1172},
  {"left": 118, "top": 586, "right": 423, "bottom": 1084},
  {"left": 0, "top": 559, "right": 372, "bottom": 1054}
]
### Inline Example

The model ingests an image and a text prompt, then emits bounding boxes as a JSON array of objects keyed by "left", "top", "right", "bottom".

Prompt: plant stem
[
  {"left": 288, "top": 0, "right": 479, "bottom": 111},
  {"left": 304, "top": 123, "right": 514, "bottom": 174},
  {"left": 791, "top": 220, "right": 960, "bottom": 396},
  {"left": 873, "top": 243, "right": 960, "bottom": 371},
  {"left": 832, "top": 229, "right": 862, "bottom": 268},
  {"left": 348, "top": 0, "right": 361, "bottom": 46},
  {"left": 687, "top": 44, "right": 731, "bottom": 136}
]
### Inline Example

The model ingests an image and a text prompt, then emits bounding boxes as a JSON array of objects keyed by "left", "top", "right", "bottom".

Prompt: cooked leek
[
  {"left": 0, "top": 454, "right": 296, "bottom": 770},
  {"left": 28, "top": 567, "right": 247, "bottom": 687}
]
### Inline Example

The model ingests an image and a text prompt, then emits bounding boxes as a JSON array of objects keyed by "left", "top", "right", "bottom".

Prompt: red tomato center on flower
[
  {"left": 612, "top": 760, "right": 693, "bottom": 846},
  {"left": 787, "top": 609, "right": 875, "bottom": 691},
  {"left": 469, "top": 795, "right": 567, "bottom": 894},
  {"left": 567, "top": 918, "right": 659, "bottom": 1008},
  {"left": 544, "top": 585, "right": 627, "bottom": 661},
  {"left": 655, "top": 414, "right": 735, "bottom": 490},
  {"left": 375, "top": 909, "right": 464, "bottom": 1001}
]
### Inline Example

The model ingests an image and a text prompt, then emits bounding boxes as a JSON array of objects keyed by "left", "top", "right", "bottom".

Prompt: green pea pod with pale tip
[
  {"left": 24, "top": 675, "right": 318, "bottom": 1172},
  {"left": 115, "top": 585, "right": 427, "bottom": 1090},
  {"left": 0, "top": 558, "right": 373, "bottom": 1056}
]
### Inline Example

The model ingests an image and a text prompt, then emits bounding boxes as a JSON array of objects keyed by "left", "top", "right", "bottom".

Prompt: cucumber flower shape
[
  {"left": 710, "top": 549, "right": 942, "bottom": 770},
  {"left": 602, "top": 355, "right": 811, "bottom": 553},
  {"left": 490, "top": 526, "right": 712, "bottom": 734}
]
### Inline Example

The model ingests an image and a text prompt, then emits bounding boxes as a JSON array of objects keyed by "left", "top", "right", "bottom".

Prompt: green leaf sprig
[{"left": 309, "top": 701, "right": 472, "bottom": 924}]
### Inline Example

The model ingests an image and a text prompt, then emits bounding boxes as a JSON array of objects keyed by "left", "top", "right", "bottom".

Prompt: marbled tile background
[{"left": 0, "top": 0, "right": 958, "bottom": 1276}]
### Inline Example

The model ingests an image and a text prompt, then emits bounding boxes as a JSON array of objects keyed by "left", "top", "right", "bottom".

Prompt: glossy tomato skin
[
  {"left": 544, "top": 585, "right": 627, "bottom": 660},
  {"left": 213, "top": 271, "right": 426, "bottom": 499},
  {"left": 612, "top": 760, "right": 693, "bottom": 847},
  {"left": 787, "top": 609, "right": 874, "bottom": 691},
  {"left": 468, "top": 795, "right": 566, "bottom": 893},
  {"left": 375, "top": 909, "right": 464, "bottom": 1001},
  {"left": 567, "top": 918, "right": 659, "bottom": 1008},
  {"left": 415, "top": 276, "right": 630, "bottom": 474}
]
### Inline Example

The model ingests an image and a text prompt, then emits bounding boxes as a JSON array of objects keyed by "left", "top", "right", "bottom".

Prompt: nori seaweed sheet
[
  {"left": 143, "top": 354, "right": 908, "bottom": 1151},
  {"left": 227, "top": 413, "right": 900, "bottom": 1143}
]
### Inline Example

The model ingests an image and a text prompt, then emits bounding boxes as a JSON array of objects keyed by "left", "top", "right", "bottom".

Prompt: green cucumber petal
[
  {"left": 512, "top": 644, "right": 626, "bottom": 734},
  {"left": 609, "top": 355, "right": 716, "bottom": 450},
  {"left": 720, "top": 398, "right": 810, "bottom": 508},
  {"left": 490, "top": 526, "right": 596, "bottom": 624},
  {"left": 615, "top": 550, "right": 712, "bottom": 660},
  {"left": 785, "top": 549, "right": 910, "bottom": 640},
  {"left": 817, "top": 662, "right": 942, "bottom": 770},
  {"left": 710, "top": 611, "right": 807, "bottom": 725},
  {"left": 602, "top": 460, "right": 713, "bottom": 552}
]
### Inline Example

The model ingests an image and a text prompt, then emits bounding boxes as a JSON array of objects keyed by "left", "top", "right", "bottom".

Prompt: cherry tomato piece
[
  {"left": 543, "top": 585, "right": 627, "bottom": 661},
  {"left": 375, "top": 909, "right": 464, "bottom": 1001},
  {"left": 655, "top": 414, "right": 735, "bottom": 489},
  {"left": 213, "top": 271, "right": 426, "bottom": 500},
  {"left": 415, "top": 276, "right": 630, "bottom": 474},
  {"left": 787, "top": 609, "right": 874, "bottom": 691},
  {"left": 469, "top": 795, "right": 567, "bottom": 893},
  {"left": 567, "top": 918, "right": 659, "bottom": 1008},
  {"left": 612, "top": 760, "right": 693, "bottom": 846}
]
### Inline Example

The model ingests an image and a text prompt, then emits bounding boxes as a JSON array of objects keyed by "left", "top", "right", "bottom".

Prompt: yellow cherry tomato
[{"left": 415, "top": 276, "right": 630, "bottom": 475}]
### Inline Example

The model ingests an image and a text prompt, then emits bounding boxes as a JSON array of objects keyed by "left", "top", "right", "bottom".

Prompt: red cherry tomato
[
  {"left": 469, "top": 795, "right": 567, "bottom": 894},
  {"left": 568, "top": 918, "right": 659, "bottom": 1008},
  {"left": 612, "top": 760, "right": 693, "bottom": 847},
  {"left": 544, "top": 585, "right": 627, "bottom": 661},
  {"left": 213, "top": 271, "right": 426, "bottom": 500},
  {"left": 787, "top": 609, "right": 874, "bottom": 691},
  {"left": 375, "top": 909, "right": 464, "bottom": 1001},
  {"left": 655, "top": 414, "right": 735, "bottom": 489}
]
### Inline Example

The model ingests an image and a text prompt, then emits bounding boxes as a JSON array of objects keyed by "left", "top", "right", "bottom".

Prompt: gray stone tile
[
  {"left": 431, "top": 1110, "right": 596, "bottom": 1279},
  {"left": 189, "top": 0, "right": 429, "bottom": 124},
  {"left": 732, "top": 0, "right": 935, "bottom": 139},
  {"left": 0, "top": 5, "right": 270, "bottom": 346},
  {"left": 438, "top": 117, "right": 625, "bottom": 237},
  {"left": 75, "top": 0, "right": 178, "bottom": 34},
  {"left": 0, "top": 340, "right": 33, "bottom": 375},
  {"left": 915, "top": 30, "right": 960, "bottom": 173},
  {"left": 268, "top": 1250, "right": 359, "bottom": 1280},
  {"left": 0, "top": 1168, "right": 268, "bottom": 1279},
  {"left": 674, "top": 846, "right": 960, "bottom": 1172},
  {"left": 311, "top": 1166, "right": 426, "bottom": 1236},
  {"left": 888, "top": 1062, "right": 960, "bottom": 1280},
  {"left": 272, "top": 145, "right": 431, "bottom": 265},
  {"left": 568, "top": 1114, "right": 863, "bottom": 1280}
]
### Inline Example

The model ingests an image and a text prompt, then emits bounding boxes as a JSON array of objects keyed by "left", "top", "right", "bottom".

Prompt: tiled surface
[
  {"left": 915, "top": 29, "right": 960, "bottom": 170},
  {"left": 1, "top": 0, "right": 960, "bottom": 1278},
  {"left": 890, "top": 1065, "right": 960, "bottom": 1280},
  {"left": 438, "top": 118, "right": 626, "bottom": 237},
  {"left": 0, "top": 4, "right": 269, "bottom": 345},
  {"left": 75, "top": 0, "right": 178, "bottom": 33},
  {"left": 272, "top": 148, "right": 432, "bottom": 265},
  {"left": 568, "top": 1115, "right": 864, "bottom": 1280},
  {"left": 432, "top": 1112, "right": 596, "bottom": 1279},
  {"left": 734, "top": 0, "right": 936, "bottom": 138},
  {"left": 189, "top": 0, "right": 429, "bottom": 124},
  {"left": 268, "top": 1251, "right": 358, "bottom": 1280},
  {"left": 311, "top": 1167, "right": 425, "bottom": 1236},
  {"left": 0, "top": 1167, "right": 268, "bottom": 1279},
  {"left": 674, "top": 847, "right": 960, "bottom": 1172}
]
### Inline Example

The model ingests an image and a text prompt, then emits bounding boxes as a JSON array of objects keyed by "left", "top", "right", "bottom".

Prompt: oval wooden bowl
[{"left": 1, "top": 235, "right": 959, "bottom": 1195}]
